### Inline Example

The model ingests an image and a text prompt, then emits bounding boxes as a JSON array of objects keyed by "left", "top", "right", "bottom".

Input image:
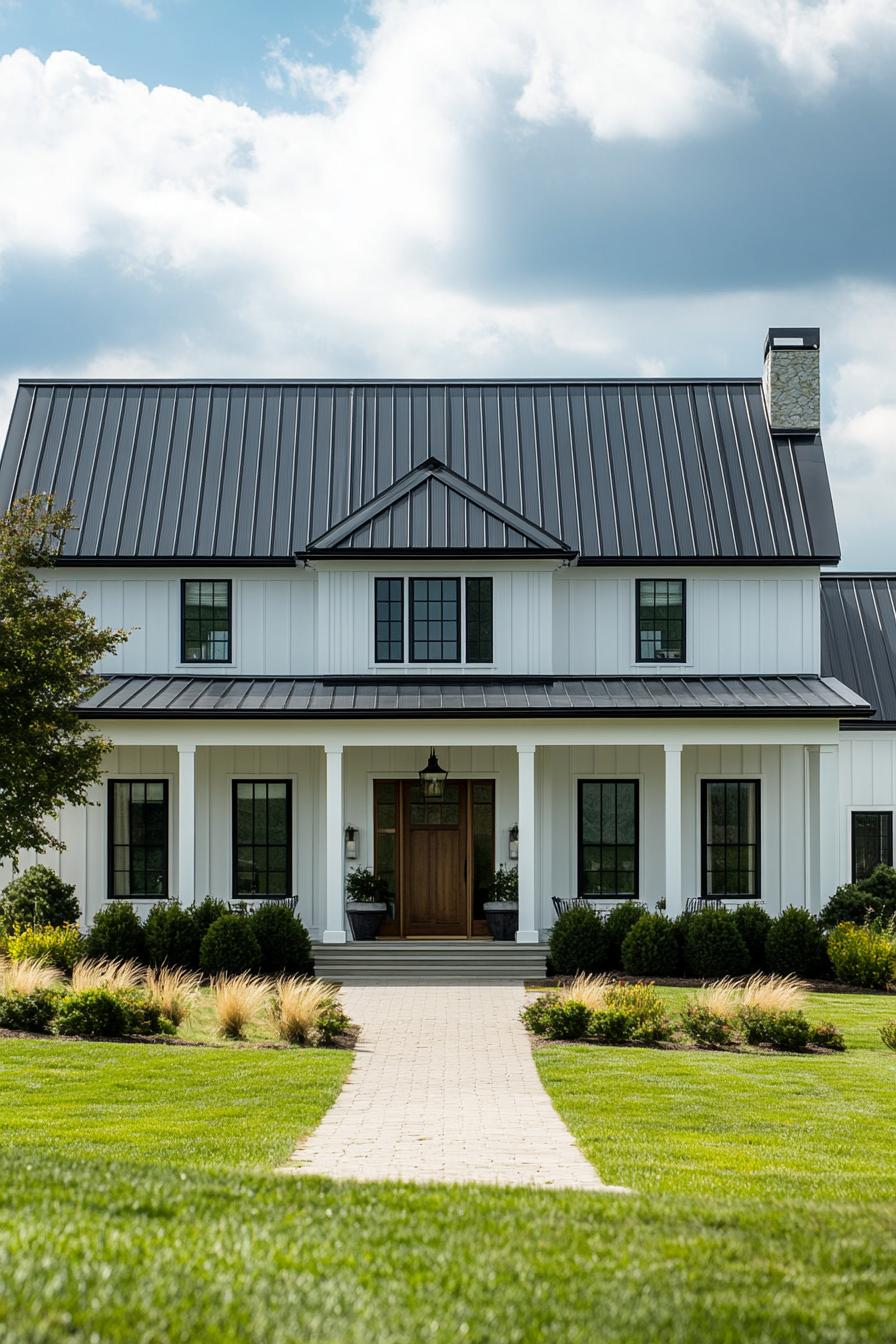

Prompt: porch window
[
  {"left": 108, "top": 780, "right": 169, "bottom": 899},
  {"left": 702, "top": 780, "right": 759, "bottom": 899},
  {"left": 182, "top": 580, "right": 232, "bottom": 662},
  {"left": 852, "top": 811, "right": 893, "bottom": 882},
  {"left": 637, "top": 579, "right": 685, "bottom": 662},
  {"left": 578, "top": 780, "right": 638, "bottom": 899},
  {"left": 232, "top": 781, "right": 291, "bottom": 898},
  {"left": 411, "top": 578, "right": 461, "bottom": 662}
]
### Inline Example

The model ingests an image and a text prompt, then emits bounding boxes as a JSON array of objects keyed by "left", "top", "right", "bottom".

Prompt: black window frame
[
  {"left": 409, "top": 577, "right": 461, "bottom": 664},
  {"left": 465, "top": 576, "right": 494, "bottom": 664},
  {"left": 636, "top": 578, "right": 686, "bottom": 663},
  {"left": 107, "top": 779, "right": 170, "bottom": 900},
  {"left": 701, "top": 779, "right": 761, "bottom": 900},
  {"left": 231, "top": 779, "right": 293, "bottom": 901},
  {"left": 851, "top": 810, "right": 894, "bottom": 882},
  {"left": 374, "top": 577, "right": 405, "bottom": 664},
  {"left": 181, "top": 578, "right": 233, "bottom": 664},
  {"left": 577, "top": 779, "right": 640, "bottom": 901}
]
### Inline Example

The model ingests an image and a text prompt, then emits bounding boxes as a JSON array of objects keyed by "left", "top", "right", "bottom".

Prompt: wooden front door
[{"left": 404, "top": 781, "right": 468, "bottom": 936}]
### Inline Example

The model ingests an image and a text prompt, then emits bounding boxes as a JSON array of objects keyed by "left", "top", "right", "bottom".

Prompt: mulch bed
[
  {"left": 527, "top": 1034, "right": 844, "bottom": 1056},
  {"left": 0, "top": 1025, "right": 359, "bottom": 1050},
  {"left": 526, "top": 976, "right": 895, "bottom": 995}
]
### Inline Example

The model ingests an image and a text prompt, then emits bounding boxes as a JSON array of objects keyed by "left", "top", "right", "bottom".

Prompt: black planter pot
[
  {"left": 484, "top": 901, "right": 519, "bottom": 942},
  {"left": 346, "top": 901, "right": 387, "bottom": 941}
]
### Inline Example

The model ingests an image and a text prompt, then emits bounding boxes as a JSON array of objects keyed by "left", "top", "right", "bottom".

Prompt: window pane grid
[
  {"left": 108, "top": 780, "right": 168, "bottom": 899},
  {"left": 465, "top": 577, "right": 493, "bottom": 662},
  {"left": 410, "top": 578, "right": 460, "bottom": 662},
  {"left": 637, "top": 579, "right": 685, "bottom": 662},
  {"left": 233, "top": 781, "right": 291, "bottom": 898},
  {"left": 852, "top": 811, "right": 893, "bottom": 881},
  {"left": 182, "top": 580, "right": 231, "bottom": 662},
  {"left": 579, "top": 781, "right": 638, "bottom": 898},
  {"left": 375, "top": 578, "right": 404, "bottom": 662},
  {"left": 703, "top": 780, "right": 759, "bottom": 898}
]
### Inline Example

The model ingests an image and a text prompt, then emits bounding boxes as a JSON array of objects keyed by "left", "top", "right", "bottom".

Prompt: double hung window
[{"left": 374, "top": 577, "right": 493, "bottom": 664}]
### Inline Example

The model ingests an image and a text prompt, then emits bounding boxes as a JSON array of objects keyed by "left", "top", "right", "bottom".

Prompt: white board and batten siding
[
  {"left": 553, "top": 566, "right": 820, "bottom": 676},
  {"left": 44, "top": 563, "right": 820, "bottom": 680}
]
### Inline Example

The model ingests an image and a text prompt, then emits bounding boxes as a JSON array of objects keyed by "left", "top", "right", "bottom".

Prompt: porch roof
[{"left": 79, "top": 673, "right": 872, "bottom": 719}]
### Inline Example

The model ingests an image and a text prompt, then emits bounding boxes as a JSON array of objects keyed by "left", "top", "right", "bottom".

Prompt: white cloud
[
  {"left": 116, "top": 0, "right": 159, "bottom": 20},
  {"left": 0, "top": 3, "right": 894, "bottom": 562}
]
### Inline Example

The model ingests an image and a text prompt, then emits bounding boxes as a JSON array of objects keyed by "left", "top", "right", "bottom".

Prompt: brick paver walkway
[{"left": 282, "top": 984, "right": 625, "bottom": 1190}]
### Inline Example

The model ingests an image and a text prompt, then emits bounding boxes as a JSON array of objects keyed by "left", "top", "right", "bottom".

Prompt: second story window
[
  {"left": 411, "top": 578, "right": 460, "bottom": 662},
  {"left": 374, "top": 576, "right": 493, "bottom": 665},
  {"left": 182, "top": 580, "right": 232, "bottom": 663},
  {"left": 637, "top": 579, "right": 685, "bottom": 662}
]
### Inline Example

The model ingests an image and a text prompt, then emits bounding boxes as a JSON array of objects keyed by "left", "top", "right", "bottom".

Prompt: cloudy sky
[{"left": 0, "top": 0, "right": 894, "bottom": 565}]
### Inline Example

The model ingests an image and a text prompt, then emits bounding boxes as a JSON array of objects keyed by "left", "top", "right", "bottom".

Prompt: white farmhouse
[{"left": 1, "top": 327, "right": 891, "bottom": 977}]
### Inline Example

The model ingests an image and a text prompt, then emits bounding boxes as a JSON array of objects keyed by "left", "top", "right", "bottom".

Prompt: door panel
[{"left": 404, "top": 781, "right": 468, "bottom": 936}]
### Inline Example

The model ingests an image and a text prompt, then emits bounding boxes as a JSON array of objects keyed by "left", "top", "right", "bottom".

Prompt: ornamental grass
[
  {"left": 71, "top": 958, "right": 145, "bottom": 993},
  {"left": 269, "top": 976, "right": 341, "bottom": 1045},
  {"left": 556, "top": 973, "right": 615, "bottom": 1013},
  {"left": 210, "top": 973, "right": 271, "bottom": 1040},
  {"left": 738, "top": 972, "right": 808, "bottom": 1013},
  {"left": 143, "top": 966, "right": 203, "bottom": 1028},
  {"left": 0, "top": 956, "right": 62, "bottom": 995}
]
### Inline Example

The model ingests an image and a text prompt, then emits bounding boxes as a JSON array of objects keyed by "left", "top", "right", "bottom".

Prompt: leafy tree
[{"left": 0, "top": 495, "right": 126, "bottom": 860}]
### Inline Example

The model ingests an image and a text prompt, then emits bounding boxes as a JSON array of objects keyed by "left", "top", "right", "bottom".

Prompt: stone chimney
[{"left": 762, "top": 327, "right": 820, "bottom": 433}]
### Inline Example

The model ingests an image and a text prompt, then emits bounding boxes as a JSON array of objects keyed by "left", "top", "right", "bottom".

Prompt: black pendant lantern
[{"left": 419, "top": 748, "right": 448, "bottom": 799}]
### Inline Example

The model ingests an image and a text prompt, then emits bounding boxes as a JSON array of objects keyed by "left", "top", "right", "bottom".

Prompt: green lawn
[{"left": 0, "top": 993, "right": 894, "bottom": 1343}]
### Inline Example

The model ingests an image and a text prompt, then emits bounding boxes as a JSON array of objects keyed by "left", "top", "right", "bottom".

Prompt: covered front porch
[{"left": 58, "top": 713, "right": 847, "bottom": 942}]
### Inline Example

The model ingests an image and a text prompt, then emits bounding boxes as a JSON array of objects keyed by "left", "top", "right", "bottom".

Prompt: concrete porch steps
[{"left": 312, "top": 940, "right": 547, "bottom": 984}]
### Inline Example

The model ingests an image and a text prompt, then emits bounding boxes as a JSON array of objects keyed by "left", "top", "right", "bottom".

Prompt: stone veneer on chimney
[{"left": 762, "top": 327, "right": 820, "bottom": 433}]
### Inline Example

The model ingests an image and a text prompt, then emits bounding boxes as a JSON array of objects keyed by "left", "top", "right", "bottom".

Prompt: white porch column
[
  {"left": 808, "top": 743, "right": 839, "bottom": 914},
  {"left": 177, "top": 745, "right": 196, "bottom": 906},
  {"left": 663, "top": 745, "right": 683, "bottom": 917},
  {"left": 323, "top": 745, "right": 347, "bottom": 943},
  {"left": 516, "top": 744, "right": 539, "bottom": 944}
]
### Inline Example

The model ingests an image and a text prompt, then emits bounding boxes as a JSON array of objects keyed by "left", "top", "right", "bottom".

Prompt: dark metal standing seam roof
[
  {"left": 0, "top": 379, "right": 840, "bottom": 562},
  {"left": 821, "top": 575, "right": 896, "bottom": 725},
  {"left": 78, "top": 674, "right": 870, "bottom": 719}
]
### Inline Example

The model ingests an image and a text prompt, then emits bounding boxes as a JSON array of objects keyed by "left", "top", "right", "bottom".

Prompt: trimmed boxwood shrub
[
  {"left": 603, "top": 901, "right": 645, "bottom": 969},
  {"left": 85, "top": 902, "right": 146, "bottom": 962},
  {"left": 115, "top": 990, "right": 176, "bottom": 1036},
  {"left": 682, "top": 909, "right": 750, "bottom": 979},
  {"left": 548, "top": 906, "right": 609, "bottom": 976},
  {"left": 826, "top": 922, "right": 895, "bottom": 990},
  {"left": 54, "top": 988, "right": 129, "bottom": 1038},
  {"left": 820, "top": 867, "right": 896, "bottom": 931},
  {"left": 859, "top": 864, "right": 896, "bottom": 915},
  {"left": 143, "top": 901, "right": 200, "bottom": 969},
  {"left": 765, "top": 907, "right": 827, "bottom": 979},
  {"left": 199, "top": 914, "right": 262, "bottom": 976},
  {"left": 249, "top": 903, "right": 314, "bottom": 976},
  {"left": 0, "top": 866, "right": 79, "bottom": 933},
  {"left": 0, "top": 989, "right": 59, "bottom": 1033},
  {"left": 732, "top": 903, "right": 772, "bottom": 971},
  {"left": 808, "top": 1021, "right": 845, "bottom": 1051},
  {"left": 189, "top": 897, "right": 229, "bottom": 943},
  {"left": 620, "top": 913, "right": 680, "bottom": 977}
]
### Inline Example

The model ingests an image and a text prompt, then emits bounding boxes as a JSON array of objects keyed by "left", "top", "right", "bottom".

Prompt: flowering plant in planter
[
  {"left": 484, "top": 866, "right": 519, "bottom": 903},
  {"left": 345, "top": 867, "right": 390, "bottom": 941}
]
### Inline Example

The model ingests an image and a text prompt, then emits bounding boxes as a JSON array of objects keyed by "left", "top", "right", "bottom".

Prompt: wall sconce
[
  {"left": 508, "top": 823, "right": 519, "bottom": 861},
  {"left": 344, "top": 824, "right": 359, "bottom": 861}
]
